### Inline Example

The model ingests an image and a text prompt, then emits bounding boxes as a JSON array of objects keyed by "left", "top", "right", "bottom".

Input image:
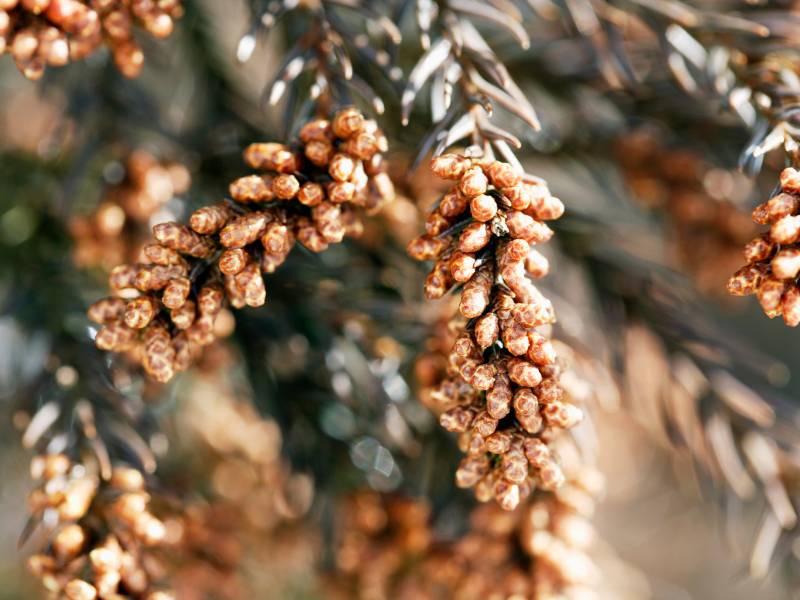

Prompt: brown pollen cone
[
  {"left": 89, "top": 107, "right": 395, "bottom": 382},
  {"left": 0, "top": 0, "right": 183, "bottom": 80},
  {"left": 409, "top": 153, "right": 582, "bottom": 510},
  {"left": 26, "top": 454, "right": 172, "bottom": 599},
  {"left": 728, "top": 167, "right": 800, "bottom": 326}
]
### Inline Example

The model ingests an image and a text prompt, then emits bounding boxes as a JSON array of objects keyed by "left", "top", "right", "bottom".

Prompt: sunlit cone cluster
[
  {"left": 521, "top": 466, "right": 604, "bottom": 599},
  {"left": 728, "top": 167, "right": 800, "bottom": 325},
  {"left": 325, "top": 491, "right": 432, "bottom": 600},
  {"left": 409, "top": 154, "right": 581, "bottom": 510},
  {"left": 26, "top": 454, "right": 172, "bottom": 599},
  {"left": 88, "top": 107, "right": 393, "bottom": 382},
  {"left": 617, "top": 129, "right": 757, "bottom": 294},
  {"left": 71, "top": 151, "right": 191, "bottom": 271},
  {"left": 0, "top": 0, "right": 183, "bottom": 80},
  {"left": 327, "top": 471, "right": 604, "bottom": 600}
]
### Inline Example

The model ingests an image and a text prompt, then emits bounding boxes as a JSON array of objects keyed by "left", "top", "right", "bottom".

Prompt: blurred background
[{"left": 2, "top": 0, "right": 800, "bottom": 598}]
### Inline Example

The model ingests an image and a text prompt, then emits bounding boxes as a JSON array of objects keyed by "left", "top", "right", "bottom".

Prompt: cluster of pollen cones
[
  {"left": 728, "top": 167, "right": 800, "bottom": 325},
  {"left": 26, "top": 454, "right": 172, "bottom": 599},
  {"left": 410, "top": 153, "right": 583, "bottom": 510},
  {"left": 1, "top": 0, "right": 183, "bottom": 79},
  {"left": 88, "top": 107, "right": 394, "bottom": 382}
]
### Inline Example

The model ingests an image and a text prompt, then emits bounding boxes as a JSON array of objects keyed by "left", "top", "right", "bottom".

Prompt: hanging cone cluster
[
  {"left": 727, "top": 167, "right": 800, "bottom": 325},
  {"left": 0, "top": 0, "right": 183, "bottom": 80},
  {"left": 88, "top": 107, "right": 394, "bottom": 382},
  {"left": 521, "top": 466, "right": 603, "bottom": 599},
  {"left": 326, "top": 470, "right": 604, "bottom": 600},
  {"left": 409, "top": 154, "right": 582, "bottom": 511},
  {"left": 26, "top": 455, "right": 172, "bottom": 599},
  {"left": 70, "top": 151, "right": 191, "bottom": 271},
  {"left": 325, "top": 491, "right": 432, "bottom": 600}
]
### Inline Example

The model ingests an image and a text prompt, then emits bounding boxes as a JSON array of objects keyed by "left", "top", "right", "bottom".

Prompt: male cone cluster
[
  {"left": 327, "top": 469, "right": 603, "bottom": 600},
  {"left": 26, "top": 455, "right": 172, "bottom": 599},
  {"left": 89, "top": 107, "right": 394, "bottom": 382},
  {"left": 0, "top": 0, "right": 183, "bottom": 79},
  {"left": 409, "top": 154, "right": 582, "bottom": 510},
  {"left": 728, "top": 167, "right": 800, "bottom": 325}
]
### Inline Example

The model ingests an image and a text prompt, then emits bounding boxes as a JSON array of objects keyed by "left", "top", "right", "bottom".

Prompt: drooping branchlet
[
  {"left": 26, "top": 454, "right": 172, "bottom": 599},
  {"left": 728, "top": 167, "right": 800, "bottom": 326},
  {"left": 89, "top": 107, "right": 394, "bottom": 381},
  {"left": 410, "top": 154, "right": 580, "bottom": 510}
]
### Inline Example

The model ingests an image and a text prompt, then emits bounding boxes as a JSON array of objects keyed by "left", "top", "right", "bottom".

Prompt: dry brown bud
[
  {"left": 742, "top": 234, "right": 774, "bottom": 264},
  {"left": 430, "top": 154, "right": 471, "bottom": 180},
  {"left": 153, "top": 222, "right": 214, "bottom": 257},
  {"left": 783, "top": 284, "right": 800, "bottom": 327},
  {"left": 124, "top": 296, "right": 157, "bottom": 329},
  {"left": 52, "top": 524, "right": 86, "bottom": 560},
  {"left": 143, "top": 243, "right": 185, "bottom": 267},
  {"left": 770, "top": 215, "right": 800, "bottom": 244},
  {"left": 449, "top": 251, "right": 476, "bottom": 282},
  {"left": 243, "top": 143, "right": 298, "bottom": 172},
  {"left": 331, "top": 107, "right": 364, "bottom": 139},
  {"left": 219, "top": 212, "right": 269, "bottom": 248},
  {"left": 780, "top": 167, "right": 800, "bottom": 194},
  {"left": 460, "top": 265, "right": 493, "bottom": 318},
  {"left": 304, "top": 139, "right": 333, "bottom": 166},
  {"left": 109, "top": 264, "right": 138, "bottom": 290},
  {"left": 64, "top": 579, "right": 98, "bottom": 600},
  {"left": 327, "top": 181, "right": 356, "bottom": 204},
  {"left": 296, "top": 217, "right": 329, "bottom": 252},
  {"left": 529, "top": 195, "right": 565, "bottom": 221},
  {"left": 297, "top": 182, "right": 325, "bottom": 206},
  {"left": 345, "top": 131, "right": 379, "bottom": 160},
  {"left": 229, "top": 175, "right": 274, "bottom": 202},
  {"left": 458, "top": 222, "right": 491, "bottom": 253},
  {"left": 456, "top": 455, "right": 489, "bottom": 488},
  {"left": 727, "top": 264, "right": 766, "bottom": 296},
  {"left": 88, "top": 297, "right": 127, "bottom": 324},
  {"left": 95, "top": 321, "right": 137, "bottom": 351},
  {"left": 299, "top": 118, "right": 331, "bottom": 142},
  {"left": 508, "top": 358, "right": 543, "bottom": 387},
  {"left": 771, "top": 248, "right": 800, "bottom": 280},
  {"left": 765, "top": 192, "right": 799, "bottom": 223},
  {"left": 329, "top": 153, "right": 356, "bottom": 182},
  {"left": 272, "top": 173, "right": 300, "bottom": 200},
  {"left": 543, "top": 401, "right": 583, "bottom": 429},
  {"left": 459, "top": 167, "right": 488, "bottom": 198},
  {"left": 486, "top": 374, "right": 512, "bottom": 419},
  {"left": 470, "top": 194, "right": 498, "bottom": 222},
  {"left": 197, "top": 284, "right": 224, "bottom": 317},
  {"left": 439, "top": 190, "right": 468, "bottom": 217},
  {"left": 189, "top": 204, "right": 231, "bottom": 234},
  {"left": 170, "top": 299, "right": 195, "bottom": 330},
  {"left": 473, "top": 313, "right": 499, "bottom": 349},
  {"left": 407, "top": 235, "right": 447, "bottom": 260},
  {"left": 440, "top": 406, "right": 475, "bottom": 432},
  {"left": 218, "top": 248, "right": 248, "bottom": 275},
  {"left": 487, "top": 161, "right": 521, "bottom": 188},
  {"left": 470, "top": 363, "right": 497, "bottom": 391},
  {"left": 424, "top": 260, "right": 453, "bottom": 299},
  {"left": 757, "top": 277, "right": 786, "bottom": 316},
  {"left": 234, "top": 262, "right": 266, "bottom": 307}
]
